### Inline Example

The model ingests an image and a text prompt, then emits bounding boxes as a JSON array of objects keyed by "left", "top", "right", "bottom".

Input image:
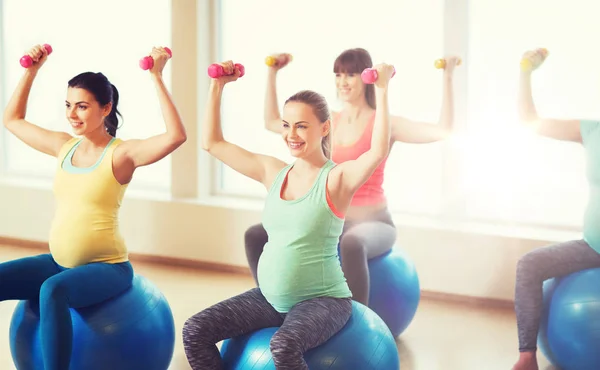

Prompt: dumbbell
[
  {"left": 361, "top": 66, "right": 396, "bottom": 84},
  {"left": 207, "top": 63, "right": 245, "bottom": 78},
  {"left": 520, "top": 48, "right": 548, "bottom": 71},
  {"left": 139, "top": 47, "right": 172, "bottom": 70},
  {"left": 20, "top": 44, "right": 53, "bottom": 68},
  {"left": 265, "top": 54, "right": 293, "bottom": 67},
  {"left": 434, "top": 57, "right": 462, "bottom": 69}
]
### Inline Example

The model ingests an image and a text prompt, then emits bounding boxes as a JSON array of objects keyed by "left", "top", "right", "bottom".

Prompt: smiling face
[
  {"left": 335, "top": 71, "right": 365, "bottom": 104},
  {"left": 65, "top": 87, "right": 111, "bottom": 136},
  {"left": 281, "top": 101, "right": 330, "bottom": 159},
  {"left": 333, "top": 48, "right": 376, "bottom": 109}
]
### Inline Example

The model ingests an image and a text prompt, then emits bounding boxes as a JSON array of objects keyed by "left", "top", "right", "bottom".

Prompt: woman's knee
[
  {"left": 269, "top": 330, "right": 302, "bottom": 359},
  {"left": 182, "top": 314, "right": 208, "bottom": 341},
  {"left": 182, "top": 311, "right": 216, "bottom": 345},
  {"left": 339, "top": 233, "right": 367, "bottom": 257},
  {"left": 516, "top": 250, "right": 543, "bottom": 281},
  {"left": 244, "top": 223, "right": 267, "bottom": 245},
  {"left": 39, "top": 276, "right": 66, "bottom": 303}
]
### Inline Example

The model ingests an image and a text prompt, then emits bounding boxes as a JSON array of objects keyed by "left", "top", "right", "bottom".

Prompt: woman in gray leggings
[{"left": 513, "top": 49, "right": 600, "bottom": 370}]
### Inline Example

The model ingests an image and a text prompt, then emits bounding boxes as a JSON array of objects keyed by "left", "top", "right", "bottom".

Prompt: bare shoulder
[
  {"left": 264, "top": 154, "right": 288, "bottom": 172},
  {"left": 111, "top": 138, "right": 145, "bottom": 156},
  {"left": 261, "top": 154, "right": 289, "bottom": 189},
  {"left": 110, "top": 138, "right": 137, "bottom": 165},
  {"left": 112, "top": 138, "right": 138, "bottom": 150}
]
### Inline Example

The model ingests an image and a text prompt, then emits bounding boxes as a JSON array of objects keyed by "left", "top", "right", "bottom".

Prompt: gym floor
[{"left": 0, "top": 244, "right": 555, "bottom": 370}]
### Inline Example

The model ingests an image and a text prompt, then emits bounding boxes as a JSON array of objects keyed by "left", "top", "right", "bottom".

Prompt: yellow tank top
[{"left": 48, "top": 137, "right": 129, "bottom": 268}]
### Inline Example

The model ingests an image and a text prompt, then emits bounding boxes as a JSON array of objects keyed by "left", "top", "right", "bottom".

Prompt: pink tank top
[{"left": 331, "top": 112, "right": 388, "bottom": 206}]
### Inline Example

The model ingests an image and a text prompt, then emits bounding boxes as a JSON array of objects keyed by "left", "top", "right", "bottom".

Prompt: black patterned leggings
[{"left": 182, "top": 288, "right": 352, "bottom": 370}]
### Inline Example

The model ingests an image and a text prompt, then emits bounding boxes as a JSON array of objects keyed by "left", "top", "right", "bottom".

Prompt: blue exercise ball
[
  {"left": 220, "top": 301, "right": 399, "bottom": 369},
  {"left": 537, "top": 268, "right": 600, "bottom": 370},
  {"left": 368, "top": 248, "right": 420, "bottom": 337},
  {"left": 10, "top": 274, "right": 175, "bottom": 370}
]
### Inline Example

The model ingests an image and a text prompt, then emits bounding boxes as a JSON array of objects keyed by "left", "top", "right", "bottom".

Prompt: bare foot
[{"left": 512, "top": 351, "right": 538, "bottom": 370}]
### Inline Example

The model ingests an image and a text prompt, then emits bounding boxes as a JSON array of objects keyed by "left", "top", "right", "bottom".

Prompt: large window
[
  {"left": 464, "top": 0, "right": 599, "bottom": 228},
  {"left": 217, "top": 0, "right": 445, "bottom": 215},
  {"left": 1, "top": 0, "right": 172, "bottom": 191}
]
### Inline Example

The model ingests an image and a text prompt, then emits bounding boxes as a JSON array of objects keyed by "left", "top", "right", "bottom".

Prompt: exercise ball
[
  {"left": 10, "top": 274, "right": 175, "bottom": 370},
  {"left": 537, "top": 268, "right": 600, "bottom": 370},
  {"left": 220, "top": 301, "right": 399, "bottom": 369},
  {"left": 368, "top": 248, "right": 420, "bottom": 337}
]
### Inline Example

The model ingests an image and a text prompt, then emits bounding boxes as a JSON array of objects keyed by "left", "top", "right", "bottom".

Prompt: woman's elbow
[
  {"left": 438, "top": 128, "right": 452, "bottom": 140},
  {"left": 201, "top": 138, "right": 218, "bottom": 153},
  {"left": 169, "top": 130, "right": 187, "bottom": 148},
  {"left": 3, "top": 113, "right": 18, "bottom": 128},
  {"left": 517, "top": 107, "right": 537, "bottom": 123},
  {"left": 201, "top": 140, "right": 211, "bottom": 152},
  {"left": 175, "top": 133, "right": 187, "bottom": 146}
]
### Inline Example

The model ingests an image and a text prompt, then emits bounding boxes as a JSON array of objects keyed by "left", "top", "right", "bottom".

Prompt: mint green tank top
[
  {"left": 580, "top": 120, "right": 600, "bottom": 253},
  {"left": 257, "top": 160, "right": 352, "bottom": 313}
]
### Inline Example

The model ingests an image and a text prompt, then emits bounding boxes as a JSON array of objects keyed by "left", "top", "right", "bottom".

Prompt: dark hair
[
  {"left": 333, "top": 48, "right": 376, "bottom": 109},
  {"left": 284, "top": 90, "right": 331, "bottom": 158},
  {"left": 68, "top": 72, "right": 122, "bottom": 137}
]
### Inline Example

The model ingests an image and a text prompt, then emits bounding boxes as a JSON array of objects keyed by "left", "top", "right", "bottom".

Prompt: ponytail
[
  {"left": 321, "top": 132, "right": 331, "bottom": 159},
  {"left": 105, "top": 84, "right": 121, "bottom": 137}
]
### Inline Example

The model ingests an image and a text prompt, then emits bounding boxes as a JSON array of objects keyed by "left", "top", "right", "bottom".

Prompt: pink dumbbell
[
  {"left": 207, "top": 63, "right": 245, "bottom": 78},
  {"left": 361, "top": 66, "right": 396, "bottom": 84},
  {"left": 20, "top": 44, "right": 53, "bottom": 68},
  {"left": 139, "top": 47, "right": 173, "bottom": 70}
]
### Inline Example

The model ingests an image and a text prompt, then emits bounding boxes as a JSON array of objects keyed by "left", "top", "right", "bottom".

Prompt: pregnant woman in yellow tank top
[{"left": 0, "top": 44, "right": 186, "bottom": 370}]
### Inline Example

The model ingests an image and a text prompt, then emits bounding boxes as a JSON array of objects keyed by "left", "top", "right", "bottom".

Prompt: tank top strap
[
  {"left": 311, "top": 160, "right": 336, "bottom": 199},
  {"left": 98, "top": 138, "right": 123, "bottom": 169},
  {"left": 93, "top": 138, "right": 121, "bottom": 177},
  {"left": 57, "top": 137, "right": 81, "bottom": 168},
  {"left": 267, "top": 163, "right": 294, "bottom": 197}
]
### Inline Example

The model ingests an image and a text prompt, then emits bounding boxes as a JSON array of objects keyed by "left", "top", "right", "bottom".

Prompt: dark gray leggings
[
  {"left": 244, "top": 210, "right": 396, "bottom": 305},
  {"left": 515, "top": 239, "right": 600, "bottom": 351},
  {"left": 182, "top": 288, "right": 352, "bottom": 370}
]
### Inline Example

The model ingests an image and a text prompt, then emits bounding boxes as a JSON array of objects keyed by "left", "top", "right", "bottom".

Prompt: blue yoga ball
[
  {"left": 368, "top": 248, "right": 420, "bottom": 337},
  {"left": 10, "top": 274, "right": 175, "bottom": 370},
  {"left": 220, "top": 301, "right": 399, "bottom": 369},
  {"left": 538, "top": 268, "right": 600, "bottom": 370}
]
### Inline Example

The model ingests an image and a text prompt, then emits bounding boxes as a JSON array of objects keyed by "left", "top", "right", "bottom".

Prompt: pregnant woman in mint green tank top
[
  {"left": 512, "top": 49, "right": 600, "bottom": 370},
  {"left": 182, "top": 60, "right": 394, "bottom": 370}
]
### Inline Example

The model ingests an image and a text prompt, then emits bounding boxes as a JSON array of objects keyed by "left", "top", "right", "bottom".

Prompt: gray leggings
[
  {"left": 182, "top": 288, "right": 352, "bottom": 370},
  {"left": 244, "top": 209, "right": 396, "bottom": 305},
  {"left": 515, "top": 239, "right": 600, "bottom": 351}
]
